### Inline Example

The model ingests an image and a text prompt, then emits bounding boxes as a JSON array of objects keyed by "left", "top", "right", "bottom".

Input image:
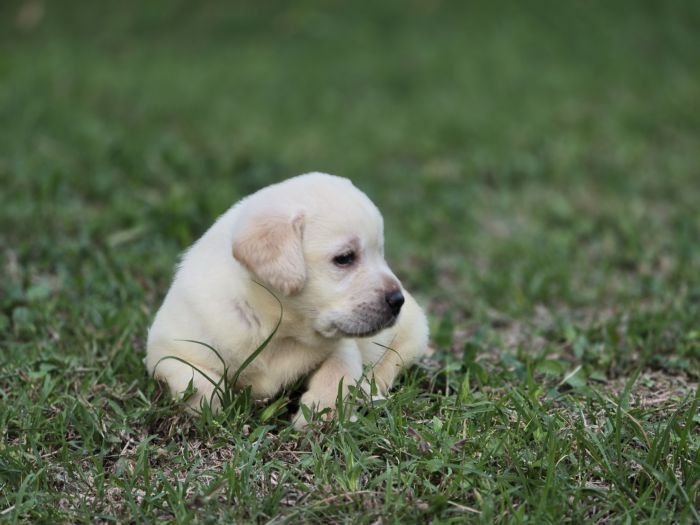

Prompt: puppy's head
[{"left": 232, "top": 172, "right": 403, "bottom": 338}]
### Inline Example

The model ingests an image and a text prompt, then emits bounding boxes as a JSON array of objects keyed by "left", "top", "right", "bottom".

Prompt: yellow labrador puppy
[{"left": 146, "top": 172, "right": 428, "bottom": 428}]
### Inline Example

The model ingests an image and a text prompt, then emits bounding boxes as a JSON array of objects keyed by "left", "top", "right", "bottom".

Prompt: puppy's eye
[{"left": 332, "top": 251, "right": 356, "bottom": 267}]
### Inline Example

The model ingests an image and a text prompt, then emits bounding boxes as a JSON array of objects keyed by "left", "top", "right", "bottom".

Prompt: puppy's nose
[{"left": 385, "top": 289, "right": 405, "bottom": 316}]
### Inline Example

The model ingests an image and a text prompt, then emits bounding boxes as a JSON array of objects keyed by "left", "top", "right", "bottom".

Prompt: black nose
[{"left": 385, "top": 289, "right": 405, "bottom": 315}]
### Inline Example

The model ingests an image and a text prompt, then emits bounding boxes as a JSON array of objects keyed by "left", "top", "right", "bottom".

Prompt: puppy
[{"left": 146, "top": 172, "right": 429, "bottom": 428}]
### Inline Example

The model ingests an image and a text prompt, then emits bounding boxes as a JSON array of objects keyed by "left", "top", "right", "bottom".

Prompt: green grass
[{"left": 2, "top": 0, "right": 699, "bottom": 522}]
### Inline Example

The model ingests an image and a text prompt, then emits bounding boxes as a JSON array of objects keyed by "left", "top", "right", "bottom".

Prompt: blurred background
[{"left": 1, "top": 0, "right": 699, "bottom": 373}]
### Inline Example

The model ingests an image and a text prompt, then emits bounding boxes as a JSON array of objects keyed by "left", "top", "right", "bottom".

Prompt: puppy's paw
[
  {"left": 291, "top": 392, "right": 335, "bottom": 430},
  {"left": 150, "top": 356, "right": 223, "bottom": 414},
  {"left": 358, "top": 378, "right": 387, "bottom": 402},
  {"left": 291, "top": 340, "right": 364, "bottom": 429}
]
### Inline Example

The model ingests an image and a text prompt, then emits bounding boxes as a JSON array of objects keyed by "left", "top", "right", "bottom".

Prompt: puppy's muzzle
[{"left": 385, "top": 289, "right": 404, "bottom": 316}]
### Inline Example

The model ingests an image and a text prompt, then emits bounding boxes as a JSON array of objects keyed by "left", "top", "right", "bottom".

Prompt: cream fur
[{"left": 146, "top": 172, "right": 429, "bottom": 428}]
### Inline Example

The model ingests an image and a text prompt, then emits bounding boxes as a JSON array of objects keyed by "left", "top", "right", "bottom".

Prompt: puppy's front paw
[
  {"left": 291, "top": 340, "right": 364, "bottom": 430},
  {"left": 291, "top": 391, "right": 335, "bottom": 430},
  {"left": 357, "top": 378, "right": 387, "bottom": 402}
]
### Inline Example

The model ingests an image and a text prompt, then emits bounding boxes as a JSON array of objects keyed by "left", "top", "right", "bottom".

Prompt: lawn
[{"left": 1, "top": 0, "right": 699, "bottom": 523}]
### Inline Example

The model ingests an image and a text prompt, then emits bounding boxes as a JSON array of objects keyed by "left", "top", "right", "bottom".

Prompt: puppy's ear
[{"left": 232, "top": 210, "right": 306, "bottom": 295}]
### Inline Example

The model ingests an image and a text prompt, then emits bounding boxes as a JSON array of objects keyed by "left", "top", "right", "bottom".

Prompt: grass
[{"left": 1, "top": 0, "right": 699, "bottom": 522}]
